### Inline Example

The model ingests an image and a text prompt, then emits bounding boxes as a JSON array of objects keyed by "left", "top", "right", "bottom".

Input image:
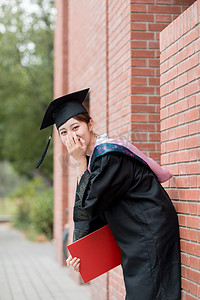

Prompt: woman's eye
[{"left": 61, "top": 131, "right": 67, "bottom": 136}]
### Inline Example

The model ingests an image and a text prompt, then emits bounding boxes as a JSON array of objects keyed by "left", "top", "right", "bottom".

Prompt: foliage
[
  {"left": 30, "top": 188, "right": 53, "bottom": 239},
  {"left": 12, "top": 176, "right": 53, "bottom": 239},
  {"left": 0, "top": 197, "right": 17, "bottom": 216},
  {"left": 0, "top": 0, "right": 55, "bottom": 181},
  {"left": 0, "top": 160, "right": 28, "bottom": 199}
]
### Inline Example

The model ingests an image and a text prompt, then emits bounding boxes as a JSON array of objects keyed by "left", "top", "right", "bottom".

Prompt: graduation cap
[{"left": 35, "top": 88, "right": 90, "bottom": 168}]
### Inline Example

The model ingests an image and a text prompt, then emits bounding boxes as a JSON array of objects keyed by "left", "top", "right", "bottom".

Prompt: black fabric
[
  {"left": 35, "top": 127, "right": 53, "bottom": 168},
  {"left": 73, "top": 167, "right": 107, "bottom": 242},
  {"left": 40, "top": 88, "right": 89, "bottom": 130},
  {"left": 74, "top": 152, "right": 181, "bottom": 300}
]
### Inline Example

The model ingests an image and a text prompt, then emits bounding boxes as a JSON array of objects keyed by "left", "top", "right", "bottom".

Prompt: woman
[{"left": 37, "top": 88, "right": 181, "bottom": 300}]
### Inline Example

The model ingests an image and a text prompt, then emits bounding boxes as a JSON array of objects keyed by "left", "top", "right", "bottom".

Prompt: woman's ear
[{"left": 88, "top": 119, "right": 94, "bottom": 132}]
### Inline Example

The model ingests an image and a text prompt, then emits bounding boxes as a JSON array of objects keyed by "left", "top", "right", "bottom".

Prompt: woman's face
[{"left": 58, "top": 117, "right": 93, "bottom": 147}]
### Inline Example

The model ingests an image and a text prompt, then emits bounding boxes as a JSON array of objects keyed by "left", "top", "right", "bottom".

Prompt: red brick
[
  {"left": 185, "top": 190, "right": 200, "bottom": 201},
  {"left": 132, "top": 67, "right": 154, "bottom": 76},
  {"left": 132, "top": 104, "right": 156, "bottom": 113},
  {"left": 189, "top": 177, "right": 197, "bottom": 188},
  {"left": 190, "top": 230, "right": 198, "bottom": 242},
  {"left": 181, "top": 278, "right": 190, "bottom": 292},
  {"left": 149, "top": 59, "right": 160, "bottom": 67},
  {"left": 148, "top": 23, "right": 168, "bottom": 31},
  {"left": 175, "top": 73, "right": 188, "bottom": 89},
  {"left": 184, "top": 27, "right": 199, "bottom": 47},
  {"left": 131, "top": 4, "right": 147, "bottom": 12},
  {"left": 131, "top": 22, "right": 146, "bottom": 31},
  {"left": 188, "top": 95, "right": 196, "bottom": 109},
  {"left": 131, "top": 13, "right": 154, "bottom": 22},
  {"left": 131, "top": 86, "right": 154, "bottom": 94},
  {"left": 132, "top": 123, "right": 156, "bottom": 132},
  {"left": 165, "top": 66, "right": 178, "bottom": 82},
  {"left": 131, "top": 59, "right": 147, "bottom": 67},
  {"left": 149, "top": 96, "right": 160, "bottom": 104},
  {"left": 131, "top": 41, "right": 147, "bottom": 49},
  {"left": 185, "top": 136, "right": 200, "bottom": 149},
  {"left": 132, "top": 0, "right": 154, "bottom": 2},
  {"left": 131, "top": 31, "right": 154, "bottom": 40},
  {"left": 187, "top": 216, "right": 200, "bottom": 230},
  {"left": 149, "top": 114, "right": 160, "bottom": 122},
  {"left": 148, "top": 41, "right": 159, "bottom": 49},
  {"left": 156, "top": 14, "right": 172, "bottom": 23},
  {"left": 156, "top": 0, "right": 173, "bottom": 3},
  {"left": 175, "top": 125, "right": 189, "bottom": 138},
  {"left": 149, "top": 132, "right": 160, "bottom": 141},
  {"left": 131, "top": 77, "right": 147, "bottom": 85},
  {"left": 185, "top": 81, "right": 200, "bottom": 98},
  {"left": 176, "top": 202, "right": 189, "bottom": 213},
  {"left": 131, "top": 95, "right": 147, "bottom": 103},
  {"left": 178, "top": 54, "right": 199, "bottom": 75},
  {"left": 149, "top": 77, "right": 160, "bottom": 85},
  {"left": 148, "top": 5, "right": 181, "bottom": 14},
  {"left": 175, "top": 98, "right": 188, "bottom": 113},
  {"left": 173, "top": 0, "right": 194, "bottom": 4},
  {"left": 190, "top": 281, "right": 198, "bottom": 296},
  {"left": 175, "top": 47, "right": 188, "bottom": 64},
  {"left": 185, "top": 266, "right": 200, "bottom": 283},
  {"left": 131, "top": 114, "right": 147, "bottom": 122},
  {"left": 189, "top": 149, "right": 197, "bottom": 161}
]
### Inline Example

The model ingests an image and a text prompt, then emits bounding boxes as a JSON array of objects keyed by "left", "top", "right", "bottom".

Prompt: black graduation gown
[{"left": 73, "top": 152, "right": 181, "bottom": 300}]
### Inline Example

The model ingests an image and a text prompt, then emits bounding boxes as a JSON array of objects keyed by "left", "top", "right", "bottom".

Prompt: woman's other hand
[{"left": 66, "top": 255, "right": 80, "bottom": 272}]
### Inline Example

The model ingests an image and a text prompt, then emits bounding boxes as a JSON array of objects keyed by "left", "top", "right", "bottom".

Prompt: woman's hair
[{"left": 73, "top": 113, "right": 92, "bottom": 124}]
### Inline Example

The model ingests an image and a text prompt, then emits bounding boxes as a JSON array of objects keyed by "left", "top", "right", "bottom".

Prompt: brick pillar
[
  {"left": 130, "top": 0, "right": 194, "bottom": 161},
  {"left": 160, "top": 1, "right": 200, "bottom": 299},
  {"left": 53, "top": 0, "right": 69, "bottom": 265}
]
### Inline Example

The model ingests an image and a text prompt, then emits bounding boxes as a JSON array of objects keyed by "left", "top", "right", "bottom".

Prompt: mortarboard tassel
[{"left": 35, "top": 127, "right": 53, "bottom": 169}]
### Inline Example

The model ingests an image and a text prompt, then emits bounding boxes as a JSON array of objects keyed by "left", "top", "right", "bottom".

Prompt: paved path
[{"left": 0, "top": 223, "right": 92, "bottom": 300}]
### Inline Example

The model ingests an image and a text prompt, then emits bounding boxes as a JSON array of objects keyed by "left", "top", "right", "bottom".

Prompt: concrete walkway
[{"left": 0, "top": 223, "right": 92, "bottom": 300}]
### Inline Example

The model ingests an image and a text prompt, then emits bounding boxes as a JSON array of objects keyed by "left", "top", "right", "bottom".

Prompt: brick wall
[
  {"left": 160, "top": 1, "right": 200, "bottom": 299},
  {"left": 54, "top": 0, "right": 197, "bottom": 299},
  {"left": 130, "top": 0, "right": 194, "bottom": 162},
  {"left": 67, "top": 1, "right": 109, "bottom": 298}
]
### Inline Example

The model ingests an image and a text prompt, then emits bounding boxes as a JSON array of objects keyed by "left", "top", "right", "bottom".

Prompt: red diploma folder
[{"left": 67, "top": 224, "right": 122, "bottom": 283}]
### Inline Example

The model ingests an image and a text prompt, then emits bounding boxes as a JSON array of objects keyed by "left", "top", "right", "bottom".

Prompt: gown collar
[{"left": 88, "top": 133, "right": 173, "bottom": 183}]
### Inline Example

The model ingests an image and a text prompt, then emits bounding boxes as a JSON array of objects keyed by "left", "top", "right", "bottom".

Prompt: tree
[{"left": 0, "top": 0, "right": 55, "bottom": 182}]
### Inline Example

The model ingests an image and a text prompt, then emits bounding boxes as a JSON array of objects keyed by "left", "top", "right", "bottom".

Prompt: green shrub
[
  {"left": 30, "top": 188, "right": 53, "bottom": 239},
  {"left": 14, "top": 197, "right": 31, "bottom": 224},
  {"left": 12, "top": 176, "right": 53, "bottom": 239},
  {"left": 12, "top": 176, "right": 45, "bottom": 199}
]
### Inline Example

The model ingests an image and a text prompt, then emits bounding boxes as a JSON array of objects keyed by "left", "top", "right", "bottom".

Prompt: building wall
[
  {"left": 54, "top": 0, "right": 198, "bottom": 299},
  {"left": 160, "top": 1, "right": 200, "bottom": 299}
]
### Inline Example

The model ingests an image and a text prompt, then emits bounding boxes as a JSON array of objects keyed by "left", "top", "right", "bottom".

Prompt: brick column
[
  {"left": 130, "top": 0, "right": 194, "bottom": 161},
  {"left": 53, "top": 0, "right": 69, "bottom": 265},
  {"left": 160, "top": 1, "right": 200, "bottom": 298}
]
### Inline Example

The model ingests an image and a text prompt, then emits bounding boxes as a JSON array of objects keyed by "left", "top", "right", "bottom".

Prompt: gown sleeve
[{"left": 75, "top": 152, "right": 133, "bottom": 220}]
